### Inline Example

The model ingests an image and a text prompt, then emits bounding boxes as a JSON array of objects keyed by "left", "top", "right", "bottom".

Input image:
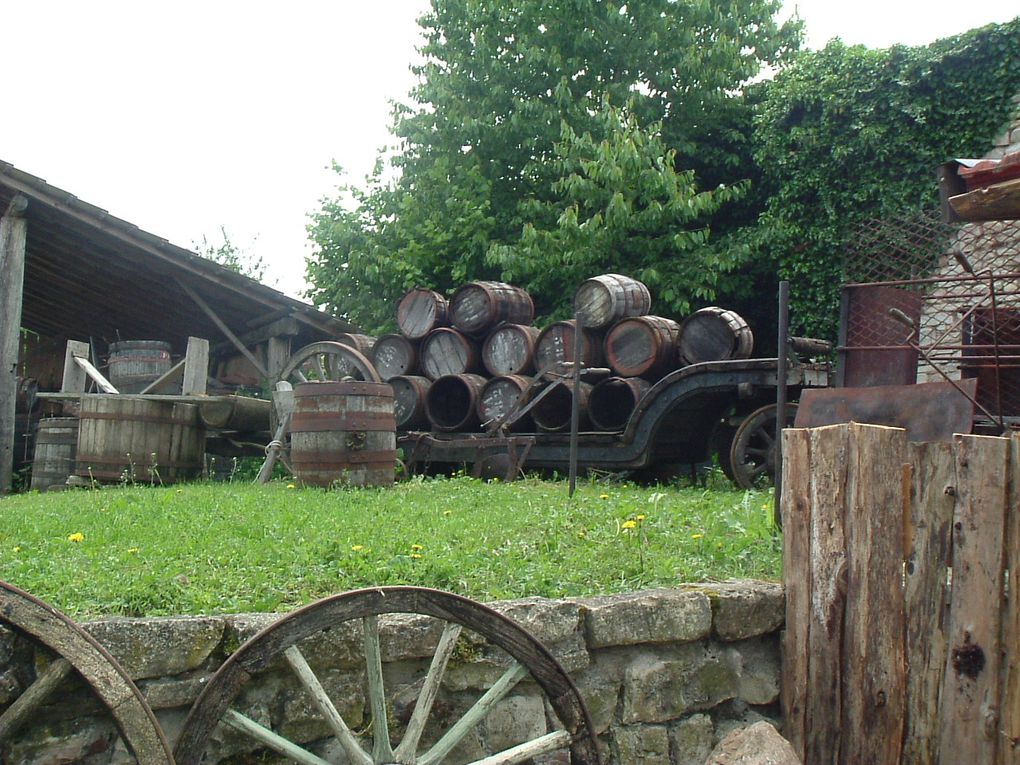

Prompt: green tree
[
  {"left": 307, "top": 0, "right": 801, "bottom": 331},
  {"left": 195, "top": 225, "right": 267, "bottom": 283}
]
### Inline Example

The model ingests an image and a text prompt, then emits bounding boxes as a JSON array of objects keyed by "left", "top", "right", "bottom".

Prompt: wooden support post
[
  {"left": 0, "top": 195, "right": 28, "bottom": 494},
  {"left": 60, "top": 340, "right": 91, "bottom": 393},
  {"left": 267, "top": 335, "right": 291, "bottom": 382},
  {"left": 182, "top": 337, "right": 209, "bottom": 395},
  {"left": 176, "top": 278, "right": 271, "bottom": 380}
]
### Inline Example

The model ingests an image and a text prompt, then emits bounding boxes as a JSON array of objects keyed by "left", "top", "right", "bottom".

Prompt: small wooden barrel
[
  {"left": 372, "top": 334, "right": 419, "bottom": 380},
  {"left": 290, "top": 382, "right": 396, "bottom": 487},
  {"left": 397, "top": 288, "right": 449, "bottom": 339},
  {"left": 588, "top": 377, "right": 651, "bottom": 432},
  {"left": 390, "top": 375, "right": 431, "bottom": 430},
  {"left": 677, "top": 307, "right": 754, "bottom": 365},
  {"left": 335, "top": 333, "right": 378, "bottom": 358},
  {"left": 478, "top": 375, "right": 534, "bottom": 431},
  {"left": 75, "top": 395, "right": 204, "bottom": 483},
  {"left": 573, "top": 274, "right": 652, "bottom": 329},
  {"left": 531, "top": 381, "right": 592, "bottom": 432},
  {"left": 604, "top": 315, "right": 681, "bottom": 379},
  {"left": 534, "top": 321, "right": 604, "bottom": 373},
  {"left": 450, "top": 281, "right": 534, "bottom": 337},
  {"left": 425, "top": 374, "right": 487, "bottom": 432},
  {"left": 30, "top": 418, "right": 79, "bottom": 491},
  {"left": 420, "top": 328, "right": 481, "bottom": 380},
  {"left": 107, "top": 340, "right": 173, "bottom": 393},
  {"left": 482, "top": 324, "right": 541, "bottom": 377}
]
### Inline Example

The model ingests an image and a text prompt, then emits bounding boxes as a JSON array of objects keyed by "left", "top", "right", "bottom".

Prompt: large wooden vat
[
  {"left": 573, "top": 274, "right": 651, "bottom": 329},
  {"left": 30, "top": 417, "right": 78, "bottom": 491},
  {"left": 290, "top": 382, "right": 396, "bottom": 487},
  {"left": 107, "top": 341, "right": 173, "bottom": 393},
  {"left": 75, "top": 395, "right": 204, "bottom": 484}
]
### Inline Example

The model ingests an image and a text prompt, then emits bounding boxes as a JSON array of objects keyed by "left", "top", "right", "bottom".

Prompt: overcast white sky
[{"left": 2, "top": 1, "right": 1017, "bottom": 300}]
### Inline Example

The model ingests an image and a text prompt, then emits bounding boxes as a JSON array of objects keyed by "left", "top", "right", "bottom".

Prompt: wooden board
[{"left": 1001, "top": 433, "right": 1020, "bottom": 765}]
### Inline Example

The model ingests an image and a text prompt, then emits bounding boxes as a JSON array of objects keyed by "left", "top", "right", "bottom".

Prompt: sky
[{"left": 1, "top": 1, "right": 1017, "bottom": 301}]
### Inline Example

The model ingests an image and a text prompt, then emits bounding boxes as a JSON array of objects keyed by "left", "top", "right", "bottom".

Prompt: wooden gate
[{"left": 781, "top": 422, "right": 1020, "bottom": 765}]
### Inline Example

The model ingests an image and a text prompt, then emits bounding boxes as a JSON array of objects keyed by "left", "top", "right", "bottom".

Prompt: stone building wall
[{"left": 3, "top": 582, "right": 785, "bottom": 765}]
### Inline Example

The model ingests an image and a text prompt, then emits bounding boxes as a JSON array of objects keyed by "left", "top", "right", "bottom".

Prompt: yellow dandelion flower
[
  {"left": 351, "top": 545, "right": 365, "bottom": 552},
  {"left": 13, "top": 546, "right": 22, "bottom": 554},
  {"left": 599, "top": 493, "right": 610, "bottom": 500},
  {"left": 691, "top": 533, "right": 704, "bottom": 540},
  {"left": 636, "top": 514, "right": 646, "bottom": 521},
  {"left": 443, "top": 510, "right": 452, "bottom": 516},
  {"left": 127, "top": 547, "right": 140, "bottom": 554},
  {"left": 411, "top": 553, "right": 423, "bottom": 560},
  {"left": 286, "top": 483, "right": 296, "bottom": 489},
  {"left": 67, "top": 532, "right": 84, "bottom": 543},
  {"left": 621, "top": 520, "right": 638, "bottom": 530},
  {"left": 411, "top": 544, "right": 424, "bottom": 551}
]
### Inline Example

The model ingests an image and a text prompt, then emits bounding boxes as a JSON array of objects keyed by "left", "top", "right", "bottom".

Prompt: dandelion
[
  {"left": 636, "top": 514, "right": 646, "bottom": 521},
  {"left": 691, "top": 533, "right": 704, "bottom": 540},
  {"left": 411, "top": 553, "right": 423, "bottom": 560},
  {"left": 351, "top": 545, "right": 365, "bottom": 552},
  {"left": 12, "top": 546, "right": 21, "bottom": 554},
  {"left": 127, "top": 547, "right": 140, "bottom": 554},
  {"left": 621, "top": 520, "right": 638, "bottom": 530},
  {"left": 599, "top": 493, "right": 609, "bottom": 500},
  {"left": 443, "top": 510, "right": 452, "bottom": 516},
  {"left": 67, "top": 532, "right": 84, "bottom": 543},
  {"left": 286, "top": 483, "right": 297, "bottom": 489},
  {"left": 411, "top": 544, "right": 424, "bottom": 551}
]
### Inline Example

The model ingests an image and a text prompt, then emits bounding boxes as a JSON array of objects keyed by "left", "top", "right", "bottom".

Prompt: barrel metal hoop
[
  {"left": 290, "top": 450, "right": 397, "bottom": 467},
  {"left": 79, "top": 411, "right": 196, "bottom": 426},
  {"left": 291, "top": 412, "right": 396, "bottom": 431}
]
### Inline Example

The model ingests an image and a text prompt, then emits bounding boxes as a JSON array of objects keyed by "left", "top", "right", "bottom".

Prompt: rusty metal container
[
  {"left": 604, "top": 315, "right": 681, "bottom": 379},
  {"left": 588, "top": 377, "right": 651, "bottom": 432},
  {"left": 482, "top": 323, "right": 541, "bottom": 377},
  {"left": 425, "top": 373, "right": 487, "bottom": 432},
  {"left": 573, "top": 274, "right": 651, "bottom": 329},
  {"left": 372, "top": 334, "right": 419, "bottom": 380},
  {"left": 107, "top": 340, "right": 173, "bottom": 393},
  {"left": 420, "top": 328, "right": 482, "bottom": 380},
  {"left": 290, "top": 382, "right": 396, "bottom": 487},
  {"left": 450, "top": 281, "right": 534, "bottom": 337},
  {"left": 677, "top": 307, "right": 754, "bottom": 365},
  {"left": 397, "top": 288, "right": 450, "bottom": 340}
]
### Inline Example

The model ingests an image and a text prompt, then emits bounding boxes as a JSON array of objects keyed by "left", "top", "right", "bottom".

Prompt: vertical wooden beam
[
  {"left": 841, "top": 423, "right": 906, "bottom": 765},
  {"left": 60, "top": 340, "right": 91, "bottom": 393},
  {"left": 939, "top": 434, "right": 1009, "bottom": 765},
  {"left": 0, "top": 195, "right": 28, "bottom": 494},
  {"left": 182, "top": 337, "right": 209, "bottom": 396},
  {"left": 1000, "top": 433, "right": 1020, "bottom": 765},
  {"left": 267, "top": 335, "right": 291, "bottom": 382}
]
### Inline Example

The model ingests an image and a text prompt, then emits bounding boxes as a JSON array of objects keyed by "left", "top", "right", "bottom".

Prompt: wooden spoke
[
  {"left": 469, "top": 729, "right": 572, "bottom": 765},
  {"left": 729, "top": 403, "right": 798, "bottom": 490},
  {"left": 223, "top": 709, "right": 333, "bottom": 765},
  {"left": 314, "top": 354, "right": 328, "bottom": 381},
  {"left": 363, "top": 615, "right": 396, "bottom": 762},
  {"left": 278, "top": 341, "right": 381, "bottom": 385},
  {"left": 0, "top": 657, "right": 72, "bottom": 741},
  {"left": 284, "top": 645, "right": 373, "bottom": 765},
  {"left": 418, "top": 662, "right": 529, "bottom": 765},
  {"left": 393, "top": 621, "right": 463, "bottom": 761}
]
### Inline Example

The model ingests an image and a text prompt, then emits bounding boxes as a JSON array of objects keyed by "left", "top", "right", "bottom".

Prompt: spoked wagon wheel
[
  {"left": 278, "top": 341, "right": 382, "bottom": 385},
  {"left": 175, "top": 586, "right": 601, "bottom": 765},
  {"left": 729, "top": 403, "right": 798, "bottom": 490},
  {"left": 0, "top": 580, "right": 174, "bottom": 764}
]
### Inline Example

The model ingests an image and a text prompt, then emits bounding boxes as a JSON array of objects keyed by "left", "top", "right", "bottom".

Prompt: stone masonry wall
[{"left": 4, "top": 582, "right": 784, "bottom": 765}]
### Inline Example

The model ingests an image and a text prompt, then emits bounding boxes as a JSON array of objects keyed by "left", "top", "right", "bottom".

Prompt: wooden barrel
[
  {"left": 604, "top": 315, "right": 681, "bottom": 379},
  {"left": 335, "top": 333, "right": 378, "bottom": 357},
  {"left": 573, "top": 274, "right": 652, "bottom": 329},
  {"left": 531, "top": 381, "right": 592, "bottom": 432},
  {"left": 373, "top": 334, "right": 419, "bottom": 380},
  {"left": 450, "top": 281, "right": 534, "bottom": 337},
  {"left": 588, "top": 377, "right": 651, "bottom": 432},
  {"left": 677, "top": 307, "right": 754, "bottom": 365},
  {"left": 30, "top": 418, "right": 78, "bottom": 491},
  {"left": 425, "top": 374, "right": 487, "bottom": 432},
  {"left": 107, "top": 340, "right": 173, "bottom": 393},
  {"left": 290, "top": 382, "right": 396, "bottom": 487},
  {"left": 420, "top": 328, "right": 482, "bottom": 380},
  {"left": 482, "top": 324, "right": 540, "bottom": 377},
  {"left": 75, "top": 395, "right": 204, "bottom": 484},
  {"left": 397, "top": 288, "right": 449, "bottom": 340},
  {"left": 390, "top": 375, "right": 431, "bottom": 430},
  {"left": 477, "top": 375, "right": 534, "bottom": 431},
  {"left": 534, "top": 321, "right": 604, "bottom": 373}
]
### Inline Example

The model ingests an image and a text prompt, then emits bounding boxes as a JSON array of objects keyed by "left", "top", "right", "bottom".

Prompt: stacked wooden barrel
[{"left": 363, "top": 276, "right": 753, "bottom": 435}]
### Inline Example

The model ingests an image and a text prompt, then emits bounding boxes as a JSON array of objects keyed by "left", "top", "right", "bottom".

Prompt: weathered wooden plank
[
  {"left": 903, "top": 441, "right": 955, "bottom": 765},
  {"left": 60, "top": 339, "right": 91, "bottom": 394},
  {"left": 841, "top": 423, "right": 907, "bottom": 765},
  {"left": 73, "top": 355, "right": 118, "bottom": 394},
  {"left": 939, "top": 434, "right": 1009, "bottom": 765},
  {"left": 0, "top": 195, "right": 28, "bottom": 494},
  {"left": 806, "top": 424, "right": 850, "bottom": 765},
  {"left": 780, "top": 427, "right": 812, "bottom": 761},
  {"left": 182, "top": 336, "right": 209, "bottom": 396},
  {"left": 1000, "top": 433, "right": 1020, "bottom": 765}
]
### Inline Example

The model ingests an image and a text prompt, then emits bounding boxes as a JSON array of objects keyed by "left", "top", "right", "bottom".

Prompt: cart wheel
[
  {"left": 279, "top": 341, "right": 382, "bottom": 385},
  {"left": 0, "top": 580, "right": 174, "bottom": 764},
  {"left": 175, "top": 586, "right": 601, "bottom": 765},
  {"left": 729, "top": 404, "right": 798, "bottom": 490}
]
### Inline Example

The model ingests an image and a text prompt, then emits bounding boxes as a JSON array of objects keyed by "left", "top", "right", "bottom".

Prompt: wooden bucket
[
  {"left": 450, "top": 281, "right": 534, "bottom": 337},
  {"left": 425, "top": 374, "right": 487, "bottom": 432},
  {"left": 573, "top": 274, "right": 652, "bottom": 329},
  {"left": 372, "top": 334, "right": 419, "bottom": 380},
  {"left": 478, "top": 375, "right": 534, "bottom": 431},
  {"left": 534, "top": 321, "right": 604, "bottom": 373},
  {"left": 604, "top": 315, "right": 681, "bottom": 379},
  {"left": 75, "top": 395, "right": 204, "bottom": 483},
  {"left": 390, "top": 375, "right": 431, "bottom": 431},
  {"left": 482, "top": 324, "right": 540, "bottom": 376},
  {"left": 531, "top": 380, "right": 592, "bottom": 432},
  {"left": 588, "top": 377, "right": 651, "bottom": 432},
  {"left": 677, "top": 307, "right": 753, "bottom": 365},
  {"left": 397, "top": 288, "right": 449, "bottom": 339},
  {"left": 290, "top": 382, "right": 396, "bottom": 487},
  {"left": 107, "top": 340, "right": 173, "bottom": 393},
  {"left": 420, "top": 328, "right": 481, "bottom": 380},
  {"left": 30, "top": 417, "right": 78, "bottom": 491}
]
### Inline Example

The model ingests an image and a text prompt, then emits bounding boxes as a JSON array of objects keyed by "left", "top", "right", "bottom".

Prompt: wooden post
[
  {"left": 267, "top": 335, "right": 291, "bottom": 383},
  {"left": 176, "top": 278, "right": 270, "bottom": 380},
  {"left": 60, "top": 340, "right": 91, "bottom": 393},
  {"left": 0, "top": 195, "right": 28, "bottom": 494},
  {"left": 182, "top": 337, "right": 209, "bottom": 396},
  {"left": 1000, "top": 433, "right": 1020, "bottom": 765}
]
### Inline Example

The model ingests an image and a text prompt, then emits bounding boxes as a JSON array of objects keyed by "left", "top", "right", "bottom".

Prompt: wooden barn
[{"left": 0, "top": 160, "right": 354, "bottom": 492}]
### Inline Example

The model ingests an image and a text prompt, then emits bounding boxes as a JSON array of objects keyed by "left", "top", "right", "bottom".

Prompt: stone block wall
[{"left": 4, "top": 582, "right": 784, "bottom": 764}]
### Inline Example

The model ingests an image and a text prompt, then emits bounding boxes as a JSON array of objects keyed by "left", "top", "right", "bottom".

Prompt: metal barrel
[
  {"left": 482, "top": 323, "right": 541, "bottom": 377},
  {"left": 397, "top": 288, "right": 450, "bottom": 340},
  {"left": 372, "top": 334, "right": 419, "bottom": 380},
  {"left": 420, "top": 328, "right": 482, "bottom": 380},
  {"left": 107, "top": 340, "right": 173, "bottom": 393},
  {"left": 573, "top": 273, "right": 651, "bottom": 329},
  {"left": 588, "top": 377, "right": 651, "bottom": 432},
  {"left": 604, "top": 315, "right": 681, "bottom": 379},
  {"left": 677, "top": 307, "right": 754, "bottom": 365},
  {"left": 450, "top": 281, "right": 534, "bottom": 337},
  {"left": 425, "top": 373, "right": 487, "bottom": 432}
]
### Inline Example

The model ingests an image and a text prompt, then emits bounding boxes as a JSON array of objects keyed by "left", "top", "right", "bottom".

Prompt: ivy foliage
[{"left": 750, "top": 19, "right": 1020, "bottom": 337}]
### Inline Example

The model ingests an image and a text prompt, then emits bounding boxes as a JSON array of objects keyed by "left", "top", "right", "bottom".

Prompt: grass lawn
[{"left": 0, "top": 474, "right": 779, "bottom": 619}]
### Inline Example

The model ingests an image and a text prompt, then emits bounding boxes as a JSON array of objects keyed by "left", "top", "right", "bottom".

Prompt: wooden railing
[{"left": 781, "top": 422, "right": 1020, "bottom": 765}]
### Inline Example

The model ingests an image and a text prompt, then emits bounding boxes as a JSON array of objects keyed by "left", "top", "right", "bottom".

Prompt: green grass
[{"left": 0, "top": 475, "right": 780, "bottom": 619}]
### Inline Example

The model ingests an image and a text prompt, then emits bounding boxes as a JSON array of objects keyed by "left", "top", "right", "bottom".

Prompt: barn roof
[{"left": 0, "top": 159, "right": 353, "bottom": 354}]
